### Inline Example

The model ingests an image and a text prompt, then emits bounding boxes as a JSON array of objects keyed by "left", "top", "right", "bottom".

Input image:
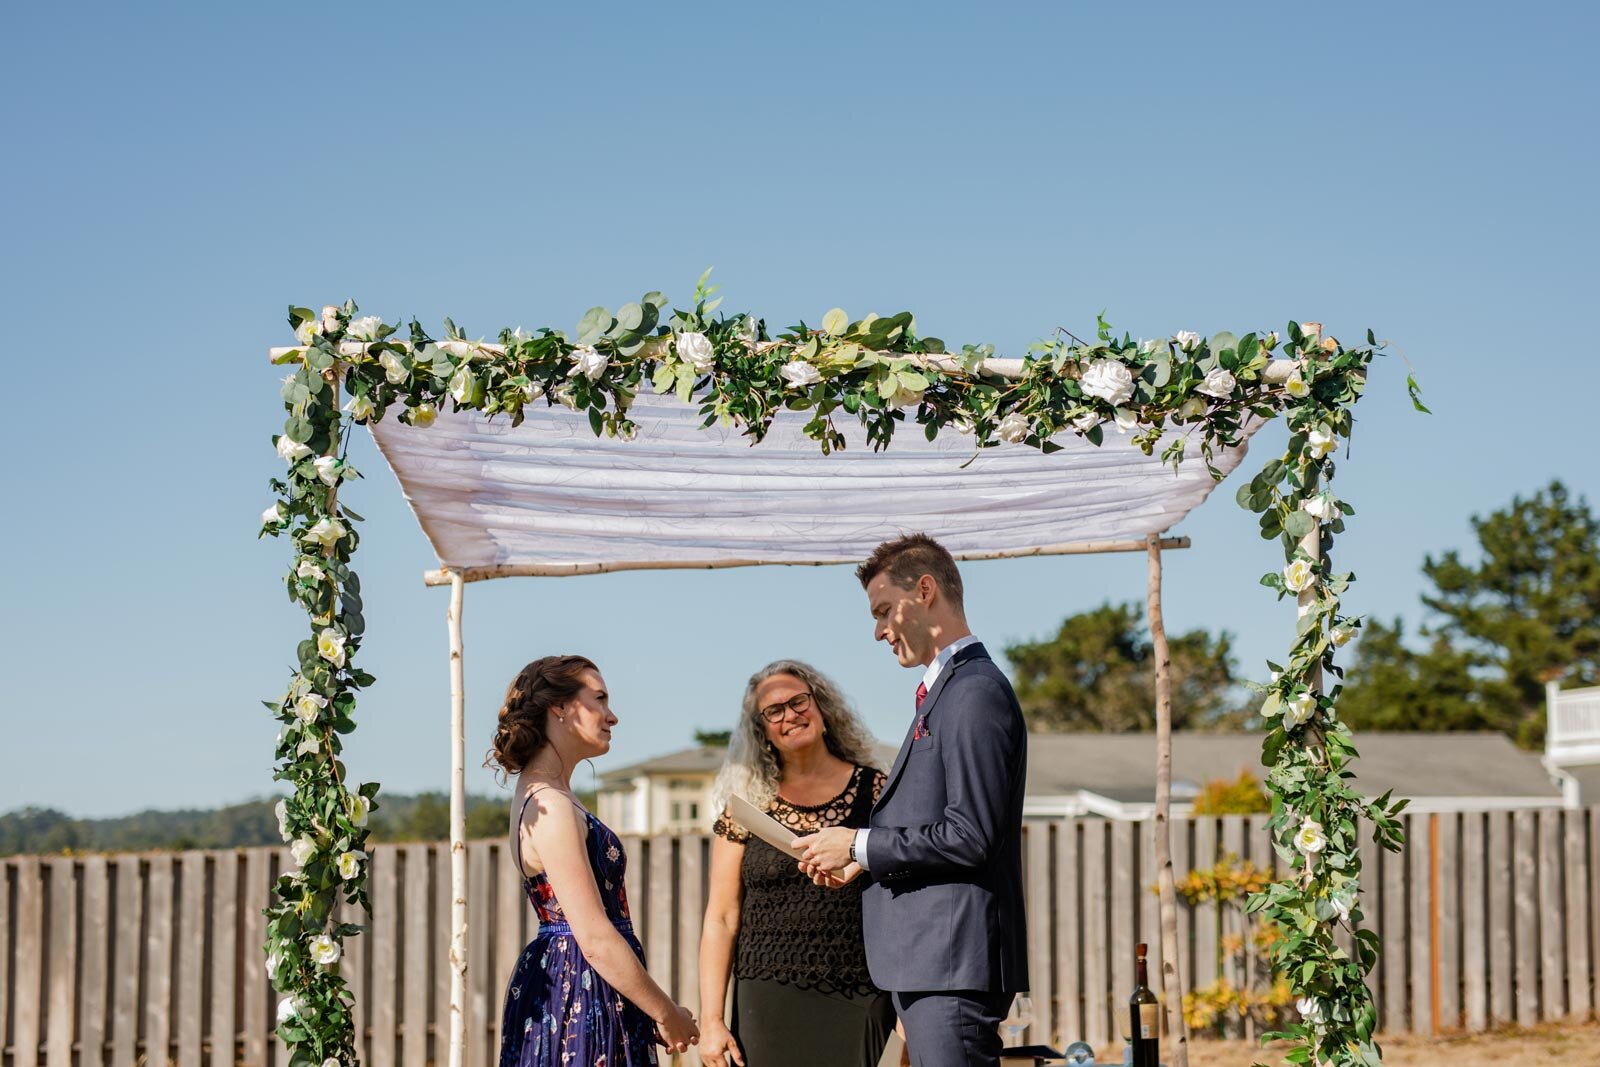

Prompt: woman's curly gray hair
[{"left": 710, "top": 659, "right": 880, "bottom": 818}]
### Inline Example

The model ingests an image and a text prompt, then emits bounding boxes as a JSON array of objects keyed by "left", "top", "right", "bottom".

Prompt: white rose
[
  {"left": 322, "top": 1059, "right": 341, "bottom": 1067},
  {"left": 888, "top": 380, "right": 926, "bottom": 408},
  {"left": 570, "top": 344, "right": 609, "bottom": 381},
  {"left": 1072, "top": 411, "right": 1100, "bottom": 433},
  {"left": 1195, "top": 367, "right": 1237, "bottom": 399},
  {"left": 1283, "top": 558, "right": 1316, "bottom": 593},
  {"left": 780, "top": 361, "right": 821, "bottom": 389},
  {"left": 346, "top": 316, "right": 383, "bottom": 342},
  {"left": 266, "top": 950, "right": 284, "bottom": 981},
  {"left": 1331, "top": 624, "right": 1356, "bottom": 647},
  {"left": 262, "top": 503, "right": 285, "bottom": 527},
  {"left": 676, "top": 331, "right": 715, "bottom": 373},
  {"left": 294, "top": 693, "right": 328, "bottom": 725},
  {"left": 296, "top": 735, "right": 320, "bottom": 757},
  {"left": 1284, "top": 374, "right": 1310, "bottom": 399},
  {"left": 290, "top": 836, "right": 317, "bottom": 869},
  {"left": 295, "top": 319, "right": 320, "bottom": 346},
  {"left": 312, "top": 456, "right": 340, "bottom": 487},
  {"left": 408, "top": 403, "right": 437, "bottom": 428},
  {"left": 274, "top": 799, "right": 290, "bottom": 840},
  {"left": 1284, "top": 690, "right": 1317, "bottom": 728},
  {"left": 1295, "top": 817, "right": 1327, "bottom": 857},
  {"left": 304, "top": 517, "right": 347, "bottom": 549},
  {"left": 1113, "top": 407, "right": 1139, "bottom": 433},
  {"left": 997, "top": 412, "right": 1031, "bottom": 444},
  {"left": 522, "top": 380, "right": 545, "bottom": 403},
  {"left": 309, "top": 934, "right": 341, "bottom": 967},
  {"left": 449, "top": 366, "right": 482, "bottom": 405},
  {"left": 1302, "top": 492, "right": 1338, "bottom": 521},
  {"left": 349, "top": 792, "right": 371, "bottom": 827},
  {"left": 1080, "top": 359, "right": 1136, "bottom": 406},
  {"left": 317, "top": 628, "right": 347, "bottom": 667},
  {"left": 1331, "top": 893, "right": 1352, "bottom": 923},
  {"left": 1177, "top": 396, "right": 1208, "bottom": 422},
  {"left": 379, "top": 350, "right": 409, "bottom": 385},
  {"left": 344, "top": 394, "right": 376, "bottom": 423},
  {"left": 1173, "top": 330, "right": 1201, "bottom": 351},
  {"left": 1297, "top": 996, "right": 1324, "bottom": 1023},
  {"left": 1139, "top": 338, "right": 1164, "bottom": 355},
  {"left": 337, "top": 850, "right": 365, "bottom": 881},
  {"left": 554, "top": 384, "right": 577, "bottom": 409},
  {"left": 320, "top": 306, "right": 342, "bottom": 333},
  {"left": 1306, "top": 426, "right": 1337, "bottom": 460},
  {"left": 277, "top": 995, "right": 304, "bottom": 1024},
  {"left": 276, "top": 435, "right": 312, "bottom": 463}
]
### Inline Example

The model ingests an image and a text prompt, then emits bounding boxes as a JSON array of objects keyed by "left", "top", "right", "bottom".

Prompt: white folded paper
[{"left": 727, "top": 793, "right": 800, "bottom": 853}]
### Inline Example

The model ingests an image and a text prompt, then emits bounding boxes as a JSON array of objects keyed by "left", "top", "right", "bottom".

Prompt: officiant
[{"left": 697, "top": 660, "right": 895, "bottom": 1067}]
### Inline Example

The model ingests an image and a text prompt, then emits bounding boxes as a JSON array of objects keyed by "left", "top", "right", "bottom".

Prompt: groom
[{"left": 797, "top": 534, "right": 1029, "bottom": 1067}]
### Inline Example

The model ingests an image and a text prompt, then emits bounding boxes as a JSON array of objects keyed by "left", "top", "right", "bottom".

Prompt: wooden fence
[{"left": 4, "top": 808, "right": 1597, "bottom": 1066}]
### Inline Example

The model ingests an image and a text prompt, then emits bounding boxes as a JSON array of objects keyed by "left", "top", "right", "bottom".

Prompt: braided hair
[{"left": 485, "top": 654, "right": 598, "bottom": 777}]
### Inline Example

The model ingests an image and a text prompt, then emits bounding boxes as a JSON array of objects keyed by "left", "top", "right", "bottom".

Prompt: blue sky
[{"left": 3, "top": 3, "right": 1595, "bottom": 817}]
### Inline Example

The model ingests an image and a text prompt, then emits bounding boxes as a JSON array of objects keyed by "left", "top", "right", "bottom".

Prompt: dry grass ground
[{"left": 1168, "top": 1021, "right": 1600, "bottom": 1066}]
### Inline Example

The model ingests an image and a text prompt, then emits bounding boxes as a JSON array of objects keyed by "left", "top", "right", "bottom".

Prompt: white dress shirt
[{"left": 853, "top": 634, "right": 981, "bottom": 871}]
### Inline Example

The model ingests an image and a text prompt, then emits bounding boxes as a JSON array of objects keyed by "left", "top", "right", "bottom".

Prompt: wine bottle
[{"left": 1129, "top": 942, "right": 1159, "bottom": 1067}]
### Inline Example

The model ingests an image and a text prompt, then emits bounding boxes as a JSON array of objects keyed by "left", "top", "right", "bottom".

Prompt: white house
[
  {"left": 1544, "top": 678, "right": 1600, "bottom": 805},
  {"left": 597, "top": 730, "right": 1570, "bottom": 833}
]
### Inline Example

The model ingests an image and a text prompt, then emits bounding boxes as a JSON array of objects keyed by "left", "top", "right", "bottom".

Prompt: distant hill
[{"left": 0, "top": 789, "right": 595, "bottom": 857}]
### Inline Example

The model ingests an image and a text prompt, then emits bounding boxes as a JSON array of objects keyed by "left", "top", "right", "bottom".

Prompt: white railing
[{"left": 1547, "top": 681, "right": 1600, "bottom": 763}]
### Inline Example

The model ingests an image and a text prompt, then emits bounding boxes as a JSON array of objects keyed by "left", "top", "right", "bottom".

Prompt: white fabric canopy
[{"left": 370, "top": 394, "right": 1261, "bottom": 573}]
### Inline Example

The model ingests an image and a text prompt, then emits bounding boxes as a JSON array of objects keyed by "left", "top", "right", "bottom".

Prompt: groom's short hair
[{"left": 856, "top": 533, "right": 965, "bottom": 610}]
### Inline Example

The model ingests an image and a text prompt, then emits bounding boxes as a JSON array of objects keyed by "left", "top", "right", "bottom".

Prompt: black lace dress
[{"left": 712, "top": 764, "right": 894, "bottom": 1067}]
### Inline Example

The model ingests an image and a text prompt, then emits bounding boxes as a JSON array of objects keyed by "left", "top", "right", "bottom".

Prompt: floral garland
[{"left": 262, "top": 272, "right": 1410, "bottom": 1067}]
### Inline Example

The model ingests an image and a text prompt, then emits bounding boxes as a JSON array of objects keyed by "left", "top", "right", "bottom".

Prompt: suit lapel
[{"left": 874, "top": 642, "right": 990, "bottom": 810}]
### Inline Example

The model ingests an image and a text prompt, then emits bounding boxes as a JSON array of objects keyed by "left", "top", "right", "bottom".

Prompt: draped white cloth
[{"left": 369, "top": 394, "right": 1261, "bottom": 573}]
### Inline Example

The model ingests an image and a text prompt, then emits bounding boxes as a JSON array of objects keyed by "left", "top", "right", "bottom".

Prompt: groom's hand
[{"left": 794, "top": 826, "right": 855, "bottom": 872}]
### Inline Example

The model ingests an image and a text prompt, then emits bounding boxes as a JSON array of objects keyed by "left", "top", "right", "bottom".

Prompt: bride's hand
[
  {"left": 655, "top": 1002, "right": 699, "bottom": 1055},
  {"left": 799, "top": 859, "right": 863, "bottom": 888},
  {"left": 697, "top": 1017, "right": 745, "bottom": 1066}
]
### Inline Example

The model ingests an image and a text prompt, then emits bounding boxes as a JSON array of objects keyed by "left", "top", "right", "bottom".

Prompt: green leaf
[
  {"left": 615, "top": 302, "right": 644, "bottom": 332},
  {"left": 1284, "top": 511, "right": 1316, "bottom": 540},
  {"left": 1406, "top": 374, "right": 1431, "bottom": 414},
  {"left": 576, "top": 306, "right": 612, "bottom": 345},
  {"left": 821, "top": 308, "right": 849, "bottom": 336}
]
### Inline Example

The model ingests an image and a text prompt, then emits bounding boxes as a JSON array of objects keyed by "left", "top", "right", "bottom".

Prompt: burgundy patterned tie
[
  {"left": 915, "top": 682, "right": 929, "bottom": 709},
  {"left": 913, "top": 682, "right": 930, "bottom": 739}
]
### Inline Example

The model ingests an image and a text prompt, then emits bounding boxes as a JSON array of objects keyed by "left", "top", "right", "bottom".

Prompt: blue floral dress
[{"left": 500, "top": 794, "right": 658, "bottom": 1067}]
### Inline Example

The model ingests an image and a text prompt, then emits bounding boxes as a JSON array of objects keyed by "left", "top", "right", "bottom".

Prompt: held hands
[
  {"left": 793, "top": 826, "right": 856, "bottom": 873},
  {"left": 655, "top": 1002, "right": 698, "bottom": 1055},
  {"left": 801, "top": 859, "right": 862, "bottom": 888},
  {"left": 697, "top": 1017, "right": 745, "bottom": 1067}
]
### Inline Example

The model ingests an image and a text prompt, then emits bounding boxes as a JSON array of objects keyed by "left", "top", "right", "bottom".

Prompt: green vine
[{"left": 262, "top": 273, "right": 1408, "bottom": 1067}]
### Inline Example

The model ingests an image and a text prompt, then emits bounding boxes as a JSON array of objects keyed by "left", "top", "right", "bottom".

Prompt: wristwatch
[{"left": 848, "top": 834, "right": 858, "bottom": 864}]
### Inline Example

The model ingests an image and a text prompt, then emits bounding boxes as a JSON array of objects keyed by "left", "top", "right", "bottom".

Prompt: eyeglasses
[{"left": 759, "top": 691, "right": 814, "bottom": 724}]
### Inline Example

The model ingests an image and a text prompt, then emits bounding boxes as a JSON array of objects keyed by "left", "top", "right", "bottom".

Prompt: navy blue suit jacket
[{"left": 861, "top": 643, "right": 1030, "bottom": 993}]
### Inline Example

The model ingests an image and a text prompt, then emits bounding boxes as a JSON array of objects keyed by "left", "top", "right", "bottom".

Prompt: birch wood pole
[
  {"left": 447, "top": 573, "right": 469, "bottom": 1067},
  {"left": 1146, "top": 535, "right": 1189, "bottom": 1067}
]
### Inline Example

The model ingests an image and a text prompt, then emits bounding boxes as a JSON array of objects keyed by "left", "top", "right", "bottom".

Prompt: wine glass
[{"left": 1001, "top": 993, "right": 1034, "bottom": 1047}]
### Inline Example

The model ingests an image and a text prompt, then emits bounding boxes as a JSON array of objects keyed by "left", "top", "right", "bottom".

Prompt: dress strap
[{"left": 511, "top": 788, "right": 539, "bottom": 880}]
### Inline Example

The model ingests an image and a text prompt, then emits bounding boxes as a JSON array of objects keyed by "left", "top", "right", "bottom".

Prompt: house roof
[
  {"left": 598, "top": 746, "right": 727, "bottom": 786},
  {"left": 1561, "top": 762, "right": 1600, "bottom": 805},
  {"left": 1024, "top": 731, "right": 1563, "bottom": 802}
]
